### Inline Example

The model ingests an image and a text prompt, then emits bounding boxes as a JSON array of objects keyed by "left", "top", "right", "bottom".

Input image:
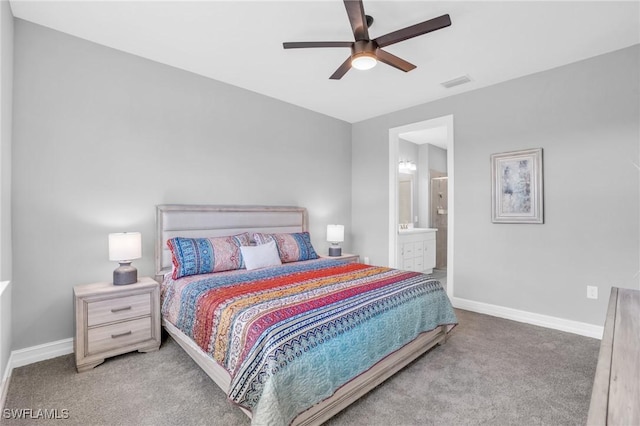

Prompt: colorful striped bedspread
[{"left": 161, "top": 258, "right": 457, "bottom": 425}]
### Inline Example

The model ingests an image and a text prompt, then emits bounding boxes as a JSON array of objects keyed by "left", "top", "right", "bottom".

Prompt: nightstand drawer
[
  {"left": 87, "top": 293, "right": 151, "bottom": 326},
  {"left": 87, "top": 317, "right": 152, "bottom": 355}
]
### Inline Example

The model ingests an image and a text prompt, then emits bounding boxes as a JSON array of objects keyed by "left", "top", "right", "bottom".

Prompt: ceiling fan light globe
[{"left": 351, "top": 54, "right": 377, "bottom": 70}]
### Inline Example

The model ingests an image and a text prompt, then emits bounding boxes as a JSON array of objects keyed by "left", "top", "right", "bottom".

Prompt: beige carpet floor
[{"left": 2, "top": 309, "right": 600, "bottom": 425}]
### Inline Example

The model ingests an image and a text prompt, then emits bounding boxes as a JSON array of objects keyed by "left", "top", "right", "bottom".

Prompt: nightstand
[
  {"left": 320, "top": 253, "right": 360, "bottom": 263},
  {"left": 74, "top": 277, "right": 161, "bottom": 372}
]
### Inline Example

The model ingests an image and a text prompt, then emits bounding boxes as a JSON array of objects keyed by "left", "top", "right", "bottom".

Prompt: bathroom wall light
[{"left": 399, "top": 160, "right": 417, "bottom": 172}]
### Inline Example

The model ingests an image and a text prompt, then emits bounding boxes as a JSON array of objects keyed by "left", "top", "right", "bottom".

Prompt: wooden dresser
[
  {"left": 74, "top": 277, "right": 161, "bottom": 372},
  {"left": 587, "top": 287, "right": 639, "bottom": 425}
]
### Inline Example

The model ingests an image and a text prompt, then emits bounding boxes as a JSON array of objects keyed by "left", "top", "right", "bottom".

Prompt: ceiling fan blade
[
  {"left": 343, "top": 0, "right": 369, "bottom": 41},
  {"left": 375, "top": 14, "right": 451, "bottom": 48},
  {"left": 330, "top": 57, "right": 353, "bottom": 80},
  {"left": 283, "top": 41, "right": 353, "bottom": 49},
  {"left": 376, "top": 49, "right": 416, "bottom": 72}
]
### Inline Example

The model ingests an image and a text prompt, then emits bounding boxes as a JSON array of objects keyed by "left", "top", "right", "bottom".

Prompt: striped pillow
[
  {"left": 167, "top": 233, "right": 251, "bottom": 279},
  {"left": 252, "top": 232, "right": 319, "bottom": 263}
]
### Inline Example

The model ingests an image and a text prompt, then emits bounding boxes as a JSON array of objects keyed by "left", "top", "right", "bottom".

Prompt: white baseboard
[
  {"left": 10, "top": 338, "right": 73, "bottom": 370},
  {"left": 1, "top": 338, "right": 73, "bottom": 407},
  {"left": 452, "top": 297, "right": 604, "bottom": 339}
]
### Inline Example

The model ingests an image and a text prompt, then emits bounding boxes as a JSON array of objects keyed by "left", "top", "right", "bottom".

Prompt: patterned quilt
[{"left": 161, "top": 258, "right": 457, "bottom": 425}]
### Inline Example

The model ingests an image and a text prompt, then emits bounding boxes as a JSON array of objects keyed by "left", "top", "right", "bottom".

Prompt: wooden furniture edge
[
  {"left": 608, "top": 288, "right": 639, "bottom": 425},
  {"left": 163, "top": 319, "right": 446, "bottom": 425},
  {"left": 163, "top": 319, "right": 232, "bottom": 390},
  {"left": 163, "top": 319, "right": 251, "bottom": 418},
  {"left": 318, "top": 253, "right": 360, "bottom": 263},
  {"left": 73, "top": 277, "right": 158, "bottom": 297},
  {"left": 588, "top": 287, "right": 640, "bottom": 425},
  {"left": 587, "top": 287, "right": 617, "bottom": 424}
]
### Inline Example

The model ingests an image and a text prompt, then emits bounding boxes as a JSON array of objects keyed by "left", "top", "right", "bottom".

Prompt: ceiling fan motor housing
[
  {"left": 351, "top": 40, "right": 378, "bottom": 70},
  {"left": 351, "top": 40, "right": 377, "bottom": 56}
]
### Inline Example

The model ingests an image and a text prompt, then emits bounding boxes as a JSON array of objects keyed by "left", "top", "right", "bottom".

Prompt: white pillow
[{"left": 241, "top": 240, "right": 282, "bottom": 270}]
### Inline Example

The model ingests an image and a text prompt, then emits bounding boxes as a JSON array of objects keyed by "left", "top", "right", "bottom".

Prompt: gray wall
[
  {"left": 352, "top": 45, "right": 639, "bottom": 326},
  {"left": 12, "top": 20, "right": 352, "bottom": 349},
  {"left": 1, "top": 0, "right": 12, "bottom": 281},
  {"left": 398, "top": 138, "right": 419, "bottom": 164},
  {"left": 428, "top": 145, "right": 447, "bottom": 174},
  {"left": 0, "top": 0, "right": 13, "bottom": 387}
]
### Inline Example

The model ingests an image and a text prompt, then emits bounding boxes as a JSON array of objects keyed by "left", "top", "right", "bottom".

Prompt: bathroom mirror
[{"left": 398, "top": 174, "right": 413, "bottom": 225}]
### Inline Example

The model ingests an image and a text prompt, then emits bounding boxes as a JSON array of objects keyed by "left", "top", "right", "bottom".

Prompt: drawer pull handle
[
  {"left": 111, "top": 306, "right": 132, "bottom": 313},
  {"left": 111, "top": 331, "right": 132, "bottom": 339}
]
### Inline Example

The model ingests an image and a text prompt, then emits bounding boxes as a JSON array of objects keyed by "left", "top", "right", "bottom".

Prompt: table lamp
[
  {"left": 108, "top": 232, "right": 142, "bottom": 285},
  {"left": 326, "top": 224, "right": 344, "bottom": 257}
]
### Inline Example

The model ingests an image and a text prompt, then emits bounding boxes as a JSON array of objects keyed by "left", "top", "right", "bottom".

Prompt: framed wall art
[{"left": 491, "top": 148, "right": 543, "bottom": 224}]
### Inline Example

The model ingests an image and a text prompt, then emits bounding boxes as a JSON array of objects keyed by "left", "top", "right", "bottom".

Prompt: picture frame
[{"left": 491, "top": 148, "right": 543, "bottom": 224}]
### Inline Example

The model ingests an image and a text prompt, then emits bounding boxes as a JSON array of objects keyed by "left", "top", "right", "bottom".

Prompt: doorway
[{"left": 388, "top": 115, "right": 454, "bottom": 298}]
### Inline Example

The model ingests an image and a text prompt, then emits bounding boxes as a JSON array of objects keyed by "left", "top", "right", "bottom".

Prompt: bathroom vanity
[{"left": 397, "top": 228, "right": 437, "bottom": 274}]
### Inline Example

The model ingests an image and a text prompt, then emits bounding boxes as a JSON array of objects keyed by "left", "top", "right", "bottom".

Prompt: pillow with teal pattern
[
  {"left": 252, "top": 232, "right": 319, "bottom": 263},
  {"left": 167, "top": 233, "right": 251, "bottom": 279}
]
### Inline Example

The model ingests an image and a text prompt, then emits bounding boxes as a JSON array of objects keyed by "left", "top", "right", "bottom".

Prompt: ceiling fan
[{"left": 283, "top": 0, "right": 451, "bottom": 80}]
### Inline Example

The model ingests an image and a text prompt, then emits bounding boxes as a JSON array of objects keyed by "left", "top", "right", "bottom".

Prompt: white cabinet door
[
  {"left": 403, "top": 243, "right": 414, "bottom": 259},
  {"left": 424, "top": 238, "right": 436, "bottom": 273},
  {"left": 403, "top": 258, "right": 414, "bottom": 271}
]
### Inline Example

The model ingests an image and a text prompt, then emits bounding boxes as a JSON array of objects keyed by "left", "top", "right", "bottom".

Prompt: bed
[{"left": 156, "top": 204, "right": 457, "bottom": 425}]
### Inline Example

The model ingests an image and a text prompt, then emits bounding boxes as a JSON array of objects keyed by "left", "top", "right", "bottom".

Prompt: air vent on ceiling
[{"left": 440, "top": 75, "right": 472, "bottom": 89}]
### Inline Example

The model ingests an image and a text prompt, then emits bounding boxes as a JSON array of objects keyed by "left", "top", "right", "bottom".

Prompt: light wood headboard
[{"left": 155, "top": 204, "right": 309, "bottom": 279}]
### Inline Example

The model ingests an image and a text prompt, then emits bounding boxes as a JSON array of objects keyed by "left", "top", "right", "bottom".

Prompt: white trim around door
[{"left": 388, "top": 114, "right": 454, "bottom": 299}]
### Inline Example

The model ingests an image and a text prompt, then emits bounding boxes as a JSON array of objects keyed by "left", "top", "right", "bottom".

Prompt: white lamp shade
[
  {"left": 326, "top": 225, "right": 344, "bottom": 243},
  {"left": 109, "top": 232, "right": 142, "bottom": 261}
]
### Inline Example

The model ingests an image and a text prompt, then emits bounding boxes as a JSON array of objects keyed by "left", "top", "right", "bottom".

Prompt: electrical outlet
[
  {"left": 587, "top": 286, "right": 598, "bottom": 300},
  {"left": 363, "top": 256, "right": 370, "bottom": 264}
]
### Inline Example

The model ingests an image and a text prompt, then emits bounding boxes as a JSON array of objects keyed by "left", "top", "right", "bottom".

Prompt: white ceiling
[{"left": 9, "top": 1, "right": 640, "bottom": 123}]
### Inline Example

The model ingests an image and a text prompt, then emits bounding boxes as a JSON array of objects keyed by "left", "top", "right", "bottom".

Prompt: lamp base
[
  {"left": 328, "top": 246, "right": 342, "bottom": 257},
  {"left": 113, "top": 262, "right": 137, "bottom": 285}
]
